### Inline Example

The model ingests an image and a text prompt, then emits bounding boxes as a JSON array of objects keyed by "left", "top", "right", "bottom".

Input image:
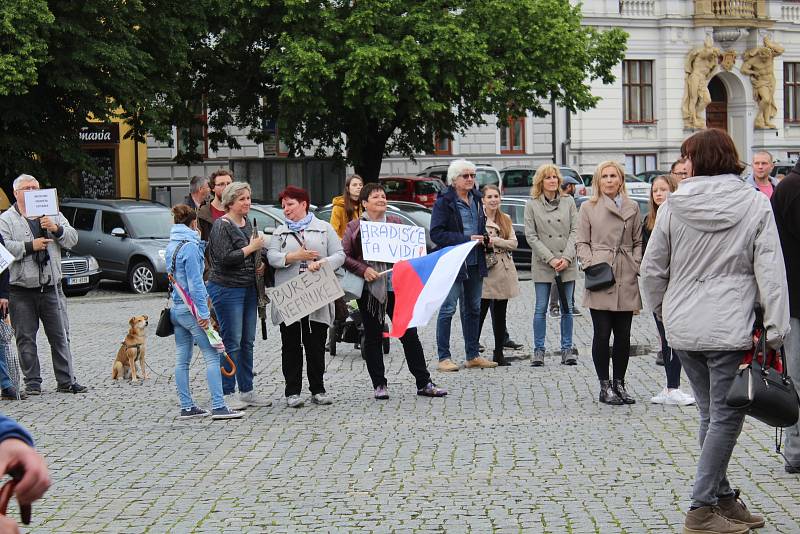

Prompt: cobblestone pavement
[{"left": 3, "top": 278, "right": 800, "bottom": 533}]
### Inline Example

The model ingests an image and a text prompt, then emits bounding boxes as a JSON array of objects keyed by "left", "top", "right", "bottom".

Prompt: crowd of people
[{"left": 0, "top": 127, "right": 798, "bottom": 533}]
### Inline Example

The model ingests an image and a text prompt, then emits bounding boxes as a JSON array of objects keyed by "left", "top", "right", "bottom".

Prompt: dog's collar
[{"left": 121, "top": 342, "right": 143, "bottom": 351}]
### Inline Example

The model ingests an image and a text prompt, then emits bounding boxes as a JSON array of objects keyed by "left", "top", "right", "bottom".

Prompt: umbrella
[{"left": 169, "top": 274, "right": 236, "bottom": 377}]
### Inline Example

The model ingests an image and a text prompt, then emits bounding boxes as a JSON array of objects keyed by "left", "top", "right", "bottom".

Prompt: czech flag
[{"left": 387, "top": 241, "right": 478, "bottom": 338}]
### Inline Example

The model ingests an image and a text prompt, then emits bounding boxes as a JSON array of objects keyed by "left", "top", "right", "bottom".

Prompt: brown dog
[{"left": 112, "top": 315, "right": 149, "bottom": 382}]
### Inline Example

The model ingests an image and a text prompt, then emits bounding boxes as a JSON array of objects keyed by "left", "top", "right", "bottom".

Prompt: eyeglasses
[{"left": 460, "top": 173, "right": 476, "bottom": 179}]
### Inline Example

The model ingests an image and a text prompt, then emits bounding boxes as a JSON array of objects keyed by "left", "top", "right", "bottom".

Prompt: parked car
[
  {"left": 316, "top": 201, "right": 435, "bottom": 251},
  {"left": 624, "top": 174, "right": 651, "bottom": 197},
  {"left": 417, "top": 163, "right": 502, "bottom": 189},
  {"left": 379, "top": 176, "right": 444, "bottom": 208},
  {"left": 500, "top": 165, "right": 586, "bottom": 197},
  {"left": 61, "top": 250, "right": 102, "bottom": 297},
  {"left": 498, "top": 195, "right": 532, "bottom": 271},
  {"left": 635, "top": 170, "right": 670, "bottom": 183},
  {"left": 771, "top": 158, "right": 796, "bottom": 179},
  {"left": 60, "top": 198, "right": 173, "bottom": 294},
  {"left": 575, "top": 194, "right": 650, "bottom": 220}
]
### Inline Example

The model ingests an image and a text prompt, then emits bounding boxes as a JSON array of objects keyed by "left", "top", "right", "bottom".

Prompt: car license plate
[{"left": 67, "top": 276, "right": 89, "bottom": 285}]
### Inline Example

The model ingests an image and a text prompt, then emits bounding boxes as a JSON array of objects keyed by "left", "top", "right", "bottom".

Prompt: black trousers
[
  {"left": 589, "top": 309, "right": 633, "bottom": 381},
  {"left": 279, "top": 317, "right": 328, "bottom": 396},
  {"left": 358, "top": 292, "right": 431, "bottom": 389},
  {"left": 479, "top": 298, "right": 508, "bottom": 353}
]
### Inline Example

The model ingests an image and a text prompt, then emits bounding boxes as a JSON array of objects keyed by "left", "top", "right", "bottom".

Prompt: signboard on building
[{"left": 79, "top": 124, "right": 120, "bottom": 145}]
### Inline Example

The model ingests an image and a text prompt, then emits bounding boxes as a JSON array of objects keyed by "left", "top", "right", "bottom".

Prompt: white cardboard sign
[
  {"left": 266, "top": 261, "right": 344, "bottom": 325},
  {"left": 360, "top": 221, "right": 426, "bottom": 264},
  {"left": 0, "top": 243, "right": 14, "bottom": 275},
  {"left": 23, "top": 189, "right": 58, "bottom": 217}
]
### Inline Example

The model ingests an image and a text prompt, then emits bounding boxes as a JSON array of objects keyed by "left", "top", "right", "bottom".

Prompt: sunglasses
[{"left": 460, "top": 173, "right": 476, "bottom": 179}]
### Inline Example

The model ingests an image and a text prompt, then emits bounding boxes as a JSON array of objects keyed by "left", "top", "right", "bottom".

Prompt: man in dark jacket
[
  {"left": 430, "top": 159, "right": 496, "bottom": 371},
  {"left": 181, "top": 175, "right": 210, "bottom": 210},
  {"left": 772, "top": 159, "right": 800, "bottom": 474}
]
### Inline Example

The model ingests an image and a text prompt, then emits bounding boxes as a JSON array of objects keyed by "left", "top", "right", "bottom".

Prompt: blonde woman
[
  {"left": 330, "top": 174, "right": 364, "bottom": 239},
  {"left": 576, "top": 161, "right": 643, "bottom": 405},
  {"left": 523, "top": 164, "right": 578, "bottom": 367},
  {"left": 478, "top": 184, "right": 519, "bottom": 366}
]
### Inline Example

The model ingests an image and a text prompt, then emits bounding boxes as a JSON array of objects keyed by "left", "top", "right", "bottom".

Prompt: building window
[
  {"left": 623, "top": 60, "right": 654, "bottom": 124},
  {"left": 433, "top": 134, "right": 452, "bottom": 155},
  {"left": 785, "top": 63, "right": 800, "bottom": 123},
  {"left": 176, "top": 97, "right": 208, "bottom": 158},
  {"left": 500, "top": 117, "right": 525, "bottom": 154},
  {"left": 625, "top": 153, "right": 657, "bottom": 175}
]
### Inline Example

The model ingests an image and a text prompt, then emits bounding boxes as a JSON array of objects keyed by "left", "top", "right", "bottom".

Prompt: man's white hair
[
  {"left": 13, "top": 174, "right": 38, "bottom": 191},
  {"left": 446, "top": 159, "right": 477, "bottom": 185}
]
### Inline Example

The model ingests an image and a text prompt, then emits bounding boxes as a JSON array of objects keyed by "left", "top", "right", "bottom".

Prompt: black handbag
[
  {"left": 155, "top": 241, "right": 187, "bottom": 338},
  {"left": 726, "top": 332, "right": 800, "bottom": 428},
  {"left": 584, "top": 222, "right": 625, "bottom": 291}
]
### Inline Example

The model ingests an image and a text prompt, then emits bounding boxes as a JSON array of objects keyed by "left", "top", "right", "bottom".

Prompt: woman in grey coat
[
  {"left": 642, "top": 129, "right": 789, "bottom": 533},
  {"left": 524, "top": 164, "right": 578, "bottom": 367},
  {"left": 267, "top": 186, "right": 345, "bottom": 408}
]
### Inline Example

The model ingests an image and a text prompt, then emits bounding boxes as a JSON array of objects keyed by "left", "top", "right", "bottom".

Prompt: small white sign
[
  {"left": 361, "top": 221, "right": 427, "bottom": 264},
  {"left": 24, "top": 188, "right": 58, "bottom": 217},
  {"left": 0, "top": 242, "right": 14, "bottom": 275}
]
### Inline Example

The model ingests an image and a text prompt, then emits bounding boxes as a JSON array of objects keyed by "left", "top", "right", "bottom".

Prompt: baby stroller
[{"left": 327, "top": 300, "right": 389, "bottom": 358}]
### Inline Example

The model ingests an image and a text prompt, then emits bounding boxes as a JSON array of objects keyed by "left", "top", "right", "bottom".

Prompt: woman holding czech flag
[
  {"left": 342, "top": 183, "right": 447, "bottom": 400},
  {"left": 166, "top": 205, "right": 243, "bottom": 420}
]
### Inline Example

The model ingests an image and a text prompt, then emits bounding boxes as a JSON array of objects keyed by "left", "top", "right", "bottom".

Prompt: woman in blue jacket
[{"left": 166, "top": 205, "right": 242, "bottom": 420}]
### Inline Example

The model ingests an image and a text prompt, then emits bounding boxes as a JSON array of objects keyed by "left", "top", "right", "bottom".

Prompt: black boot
[
  {"left": 612, "top": 379, "right": 636, "bottom": 404},
  {"left": 493, "top": 348, "right": 511, "bottom": 367},
  {"left": 599, "top": 380, "right": 623, "bottom": 405}
]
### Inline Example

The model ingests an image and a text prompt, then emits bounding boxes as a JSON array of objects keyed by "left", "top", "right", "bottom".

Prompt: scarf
[{"left": 287, "top": 212, "right": 314, "bottom": 233}]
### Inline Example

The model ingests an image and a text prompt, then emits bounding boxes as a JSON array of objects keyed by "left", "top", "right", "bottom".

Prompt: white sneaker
[
  {"left": 239, "top": 390, "right": 272, "bottom": 407},
  {"left": 669, "top": 388, "right": 696, "bottom": 406},
  {"left": 650, "top": 388, "right": 671, "bottom": 404},
  {"left": 310, "top": 393, "right": 332, "bottom": 405},
  {"left": 286, "top": 394, "right": 304, "bottom": 408},
  {"left": 225, "top": 394, "right": 248, "bottom": 410}
]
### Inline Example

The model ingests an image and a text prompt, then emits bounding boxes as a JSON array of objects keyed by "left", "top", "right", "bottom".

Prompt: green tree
[
  {"left": 205, "top": 0, "right": 627, "bottom": 181},
  {"left": 0, "top": 0, "right": 52, "bottom": 97}
]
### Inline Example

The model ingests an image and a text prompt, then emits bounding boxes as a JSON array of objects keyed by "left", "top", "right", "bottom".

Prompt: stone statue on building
[
  {"left": 682, "top": 37, "right": 723, "bottom": 129},
  {"left": 741, "top": 36, "right": 785, "bottom": 129}
]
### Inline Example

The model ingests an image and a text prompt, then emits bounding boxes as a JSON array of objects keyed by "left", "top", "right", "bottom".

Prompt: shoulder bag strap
[{"left": 167, "top": 240, "right": 189, "bottom": 298}]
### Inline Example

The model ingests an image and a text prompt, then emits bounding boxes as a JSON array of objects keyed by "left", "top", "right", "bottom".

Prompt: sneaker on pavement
[
  {"left": 548, "top": 307, "right": 561, "bottom": 319},
  {"left": 417, "top": 382, "right": 448, "bottom": 397},
  {"left": 503, "top": 339, "right": 524, "bottom": 350},
  {"left": 286, "top": 394, "right": 304, "bottom": 408},
  {"left": 716, "top": 490, "right": 765, "bottom": 529},
  {"left": 561, "top": 348, "right": 577, "bottom": 365},
  {"left": 651, "top": 388, "right": 671, "bottom": 405},
  {"left": 465, "top": 356, "right": 498, "bottom": 369},
  {"left": 669, "top": 388, "right": 696, "bottom": 406},
  {"left": 437, "top": 359, "right": 459, "bottom": 372},
  {"left": 531, "top": 349, "right": 545, "bottom": 367},
  {"left": 225, "top": 394, "right": 248, "bottom": 410},
  {"left": 179, "top": 406, "right": 209, "bottom": 418},
  {"left": 311, "top": 393, "right": 333, "bottom": 405},
  {"left": 683, "top": 506, "right": 749, "bottom": 534},
  {"left": 24, "top": 384, "right": 41, "bottom": 396},
  {"left": 374, "top": 385, "right": 389, "bottom": 400},
  {"left": 239, "top": 390, "right": 272, "bottom": 407},
  {"left": 56, "top": 382, "right": 88, "bottom": 394},
  {"left": 1, "top": 387, "right": 27, "bottom": 400},
  {"left": 211, "top": 407, "right": 244, "bottom": 420},
  {"left": 571, "top": 307, "right": 583, "bottom": 317},
  {"left": 785, "top": 464, "right": 800, "bottom": 474}
]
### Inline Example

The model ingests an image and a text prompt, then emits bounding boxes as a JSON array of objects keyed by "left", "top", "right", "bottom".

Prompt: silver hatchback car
[{"left": 60, "top": 198, "right": 173, "bottom": 294}]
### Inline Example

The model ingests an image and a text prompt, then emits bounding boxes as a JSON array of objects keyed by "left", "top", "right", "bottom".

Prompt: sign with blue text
[{"left": 361, "top": 221, "right": 427, "bottom": 263}]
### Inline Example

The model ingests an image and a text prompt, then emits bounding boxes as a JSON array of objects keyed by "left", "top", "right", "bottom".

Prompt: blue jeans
[
  {"left": 172, "top": 304, "right": 225, "bottom": 410},
  {"left": 207, "top": 282, "right": 257, "bottom": 396},
  {"left": 0, "top": 343, "right": 13, "bottom": 389},
  {"left": 533, "top": 281, "right": 574, "bottom": 351},
  {"left": 436, "top": 264, "right": 483, "bottom": 361}
]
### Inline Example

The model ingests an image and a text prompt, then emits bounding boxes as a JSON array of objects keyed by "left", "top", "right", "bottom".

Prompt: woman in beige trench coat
[
  {"left": 576, "top": 160, "right": 643, "bottom": 406},
  {"left": 478, "top": 184, "right": 519, "bottom": 366}
]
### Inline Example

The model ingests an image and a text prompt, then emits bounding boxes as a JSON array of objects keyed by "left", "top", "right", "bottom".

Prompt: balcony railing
[
  {"left": 619, "top": 0, "right": 656, "bottom": 17},
  {"left": 711, "top": 0, "right": 756, "bottom": 17},
  {"left": 694, "top": 0, "right": 771, "bottom": 27}
]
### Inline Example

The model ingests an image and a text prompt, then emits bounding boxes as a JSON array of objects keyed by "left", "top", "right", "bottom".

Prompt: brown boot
[
  {"left": 717, "top": 490, "right": 765, "bottom": 529},
  {"left": 683, "top": 506, "right": 749, "bottom": 534}
]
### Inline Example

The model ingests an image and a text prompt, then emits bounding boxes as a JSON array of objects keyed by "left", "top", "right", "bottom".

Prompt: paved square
[{"left": 4, "top": 279, "right": 799, "bottom": 532}]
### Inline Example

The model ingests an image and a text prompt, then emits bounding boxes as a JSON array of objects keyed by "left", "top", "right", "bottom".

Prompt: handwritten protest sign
[
  {"left": 267, "top": 261, "right": 344, "bottom": 325},
  {"left": 361, "top": 221, "right": 426, "bottom": 263},
  {"left": 24, "top": 189, "right": 58, "bottom": 217},
  {"left": 0, "top": 242, "right": 13, "bottom": 275}
]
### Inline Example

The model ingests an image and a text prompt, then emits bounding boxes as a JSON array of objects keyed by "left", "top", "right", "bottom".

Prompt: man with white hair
[
  {"left": 0, "top": 175, "right": 87, "bottom": 395},
  {"left": 430, "top": 159, "right": 497, "bottom": 371},
  {"left": 182, "top": 175, "right": 210, "bottom": 210}
]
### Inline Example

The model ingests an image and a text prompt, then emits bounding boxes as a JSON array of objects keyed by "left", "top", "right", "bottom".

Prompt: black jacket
[
  {"left": 430, "top": 186, "right": 487, "bottom": 280},
  {"left": 772, "top": 162, "right": 800, "bottom": 317}
]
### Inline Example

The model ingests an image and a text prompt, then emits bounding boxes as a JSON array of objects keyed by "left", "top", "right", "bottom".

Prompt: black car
[
  {"left": 498, "top": 195, "right": 532, "bottom": 271},
  {"left": 61, "top": 250, "right": 102, "bottom": 297}
]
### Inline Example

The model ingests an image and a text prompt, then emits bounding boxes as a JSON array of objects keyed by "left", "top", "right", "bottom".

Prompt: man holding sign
[
  {"left": 342, "top": 183, "right": 447, "bottom": 400},
  {"left": 0, "top": 175, "right": 86, "bottom": 395}
]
